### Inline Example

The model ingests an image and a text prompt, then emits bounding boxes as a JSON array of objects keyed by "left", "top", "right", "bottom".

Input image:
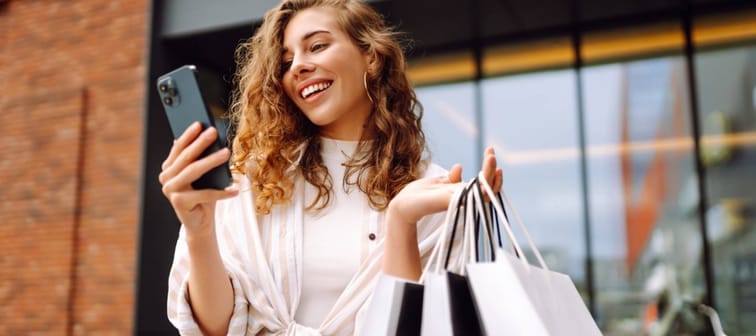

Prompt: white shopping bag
[
  {"left": 420, "top": 180, "right": 484, "bottom": 336},
  {"left": 421, "top": 271, "right": 483, "bottom": 336},
  {"left": 467, "top": 249, "right": 601, "bottom": 336},
  {"left": 465, "top": 172, "right": 603, "bottom": 336},
  {"left": 361, "top": 273, "right": 424, "bottom": 336}
]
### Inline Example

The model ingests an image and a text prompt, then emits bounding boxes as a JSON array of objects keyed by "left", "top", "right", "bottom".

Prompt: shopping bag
[
  {"left": 360, "top": 273, "right": 424, "bottom": 336},
  {"left": 421, "top": 272, "right": 484, "bottom": 336},
  {"left": 466, "top": 172, "right": 602, "bottom": 336},
  {"left": 467, "top": 249, "right": 601, "bottom": 335},
  {"left": 363, "top": 185, "right": 476, "bottom": 336},
  {"left": 420, "top": 179, "right": 484, "bottom": 336}
]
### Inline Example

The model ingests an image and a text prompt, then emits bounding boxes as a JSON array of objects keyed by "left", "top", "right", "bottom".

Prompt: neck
[{"left": 319, "top": 105, "right": 375, "bottom": 140}]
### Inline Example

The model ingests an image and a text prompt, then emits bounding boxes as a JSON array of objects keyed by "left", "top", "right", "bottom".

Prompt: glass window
[
  {"left": 694, "top": 44, "right": 756, "bottom": 334},
  {"left": 481, "top": 70, "right": 587, "bottom": 293},
  {"left": 483, "top": 36, "right": 574, "bottom": 77},
  {"left": 582, "top": 57, "right": 706, "bottom": 334},
  {"left": 416, "top": 82, "right": 478, "bottom": 180}
]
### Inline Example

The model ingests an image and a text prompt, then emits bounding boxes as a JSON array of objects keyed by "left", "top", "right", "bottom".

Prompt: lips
[{"left": 299, "top": 80, "right": 333, "bottom": 99}]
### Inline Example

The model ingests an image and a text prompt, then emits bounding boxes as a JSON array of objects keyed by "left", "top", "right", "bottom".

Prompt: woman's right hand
[{"left": 158, "top": 122, "right": 239, "bottom": 235}]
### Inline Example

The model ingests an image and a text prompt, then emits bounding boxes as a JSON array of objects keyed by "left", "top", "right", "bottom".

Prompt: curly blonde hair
[{"left": 230, "top": 0, "right": 426, "bottom": 214}]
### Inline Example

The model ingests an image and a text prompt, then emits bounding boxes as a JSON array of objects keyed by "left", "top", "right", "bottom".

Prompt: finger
[
  {"left": 493, "top": 168, "right": 503, "bottom": 192},
  {"left": 480, "top": 148, "right": 499, "bottom": 202},
  {"left": 424, "top": 182, "right": 465, "bottom": 212},
  {"left": 169, "top": 186, "right": 239, "bottom": 212},
  {"left": 159, "top": 129, "right": 202, "bottom": 184},
  {"left": 162, "top": 140, "right": 177, "bottom": 171},
  {"left": 446, "top": 164, "right": 462, "bottom": 183},
  {"left": 174, "top": 127, "right": 219, "bottom": 168},
  {"left": 162, "top": 122, "right": 202, "bottom": 170},
  {"left": 482, "top": 147, "right": 497, "bottom": 183},
  {"left": 162, "top": 127, "right": 220, "bottom": 183},
  {"left": 167, "top": 147, "right": 231, "bottom": 192},
  {"left": 162, "top": 127, "right": 202, "bottom": 185}
]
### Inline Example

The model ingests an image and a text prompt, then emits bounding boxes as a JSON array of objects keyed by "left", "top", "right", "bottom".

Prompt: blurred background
[{"left": 1, "top": 0, "right": 755, "bottom": 334}]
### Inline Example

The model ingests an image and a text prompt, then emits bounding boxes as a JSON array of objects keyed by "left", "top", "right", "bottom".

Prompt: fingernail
[{"left": 225, "top": 184, "right": 239, "bottom": 194}]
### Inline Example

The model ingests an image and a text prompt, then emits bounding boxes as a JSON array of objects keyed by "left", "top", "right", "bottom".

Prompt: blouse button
[{"left": 368, "top": 233, "right": 376, "bottom": 241}]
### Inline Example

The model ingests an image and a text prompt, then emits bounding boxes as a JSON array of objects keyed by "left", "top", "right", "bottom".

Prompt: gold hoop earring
[{"left": 363, "top": 72, "right": 374, "bottom": 105}]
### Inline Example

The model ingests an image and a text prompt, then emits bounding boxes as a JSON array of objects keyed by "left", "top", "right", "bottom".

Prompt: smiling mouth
[{"left": 301, "top": 81, "right": 333, "bottom": 99}]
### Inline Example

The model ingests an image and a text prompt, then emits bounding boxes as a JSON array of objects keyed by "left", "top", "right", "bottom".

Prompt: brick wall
[{"left": 0, "top": 0, "right": 147, "bottom": 334}]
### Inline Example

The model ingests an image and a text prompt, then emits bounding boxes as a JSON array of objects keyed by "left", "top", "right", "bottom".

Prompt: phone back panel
[{"left": 157, "top": 65, "right": 232, "bottom": 190}]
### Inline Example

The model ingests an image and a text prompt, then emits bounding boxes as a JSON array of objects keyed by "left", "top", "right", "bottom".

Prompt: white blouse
[
  {"left": 296, "top": 138, "right": 370, "bottom": 326},
  {"left": 167, "top": 143, "right": 453, "bottom": 335}
]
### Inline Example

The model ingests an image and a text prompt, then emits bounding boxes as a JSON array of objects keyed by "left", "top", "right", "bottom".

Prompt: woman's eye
[{"left": 311, "top": 43, "right": 327, "bottom": 52}]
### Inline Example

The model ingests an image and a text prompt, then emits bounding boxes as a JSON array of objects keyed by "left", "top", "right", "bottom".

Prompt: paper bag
[{"left": 361, "top": 273, "right": 424, "bottom": 336}]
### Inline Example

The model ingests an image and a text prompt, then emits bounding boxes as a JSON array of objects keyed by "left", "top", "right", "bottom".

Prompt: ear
[{"left": 363, "top": 49, "right": 378, "bottom": 74}]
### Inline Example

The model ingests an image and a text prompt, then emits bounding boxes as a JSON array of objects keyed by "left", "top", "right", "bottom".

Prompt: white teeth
[{"left": 301, "top": 81, "right": 332, "bottom": 99}]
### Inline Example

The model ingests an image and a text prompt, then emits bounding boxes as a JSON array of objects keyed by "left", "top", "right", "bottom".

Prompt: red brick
[{"left": 0, "top": 0, "right": 148, "bottom": 334}]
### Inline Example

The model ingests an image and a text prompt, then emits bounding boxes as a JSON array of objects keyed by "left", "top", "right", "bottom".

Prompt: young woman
[{"left": 159, "top": 0, "right": 502, "bottom": 334}]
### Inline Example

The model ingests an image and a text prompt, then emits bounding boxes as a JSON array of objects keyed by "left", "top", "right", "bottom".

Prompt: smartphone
[{"left": 157, "top": 65, "right": 232, "bottom": 190}]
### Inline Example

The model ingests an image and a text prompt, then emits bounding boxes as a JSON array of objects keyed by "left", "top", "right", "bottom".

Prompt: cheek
[{"left": 347, "top": 67, "right": 366, "bottom": 91}]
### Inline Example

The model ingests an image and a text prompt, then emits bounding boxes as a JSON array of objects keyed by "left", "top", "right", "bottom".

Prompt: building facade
[
  {"left": 0, "top": 0, "right": 147, "bottom": 334},
  {"left": 2, "top": 0, "right": 755, "bottom": 335}
]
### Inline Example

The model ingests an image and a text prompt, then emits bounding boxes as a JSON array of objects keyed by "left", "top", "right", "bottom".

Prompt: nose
[{"left": 290, "top": 54, "right": 314, "bottom": 78}]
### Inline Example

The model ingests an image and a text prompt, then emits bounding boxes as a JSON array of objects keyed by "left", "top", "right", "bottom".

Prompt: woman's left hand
[
  {"left": 387, "top": 146, "right": 502, "bottom": 227},
  {"left": 387, "top": 164, "right": 464, "bottom": 227},
  {"left": 383, "top": 147, "right": 502, "bottom": 280}
]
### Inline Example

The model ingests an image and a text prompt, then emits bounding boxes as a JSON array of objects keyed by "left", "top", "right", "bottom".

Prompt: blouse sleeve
[{"left": 166, "top": 226, "right": 251, "bottom": 335}]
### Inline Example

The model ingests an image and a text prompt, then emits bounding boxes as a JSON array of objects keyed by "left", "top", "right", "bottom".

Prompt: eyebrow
[
  {"left": 282, "top": 30, "right": 332, "bottom": 54},
  {"left": 303, "top": 29, "right": 331, "bottom": 41}
]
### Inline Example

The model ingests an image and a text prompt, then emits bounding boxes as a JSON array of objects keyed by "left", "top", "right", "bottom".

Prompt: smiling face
[{"left": 281, "top": 6, "right": 373, "bottom": 140}]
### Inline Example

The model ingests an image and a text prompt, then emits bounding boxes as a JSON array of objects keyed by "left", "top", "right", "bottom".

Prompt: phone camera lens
[
  {"left": 163, "top": 97, "right": 173, "bottom": 105},
  {"left": 159, "top": 83, "right": 169, "bottom": 92}
]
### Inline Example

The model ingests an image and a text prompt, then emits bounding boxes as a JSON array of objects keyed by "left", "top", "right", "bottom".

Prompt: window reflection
[
  {"left": 481, "top": 70, "right": 587, "bottom": 290},
  {"left": 695, "top": 45, "right": 756, "bottom": 335},
  {"left": 416, "top": 82, "right": 478, "bottom": 180},
  {"left": 410, "top": 12, "right": 756, "bottom": 335},
  {"left": 583, "top": 58, "right": 705, "bottom": 335}
]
